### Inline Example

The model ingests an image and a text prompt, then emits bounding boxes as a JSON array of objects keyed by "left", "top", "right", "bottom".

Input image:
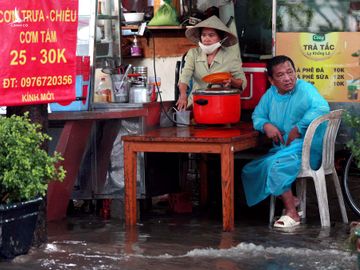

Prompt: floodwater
[{"left": 0, "top": 208, "right": 359, "bottom": 270}]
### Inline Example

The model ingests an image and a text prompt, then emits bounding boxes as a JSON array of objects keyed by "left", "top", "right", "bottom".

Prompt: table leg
[
  {"left": 47, "top": 120, "right": 93, "bottom": 221},
  {"left": 124, "top": 142, "right": 137, "bottom": 226},
  {"left": 125, "top": 226, "right": 138, "bottom": 254},
  {"left": 221, "top": 145, "right": 234, "bottom": 231},
  {"left": 95, "top": 120, "right": 122, "bottom": 192},
  {"left": 199, "top": 154, "right": 208, "bottom": 207}
]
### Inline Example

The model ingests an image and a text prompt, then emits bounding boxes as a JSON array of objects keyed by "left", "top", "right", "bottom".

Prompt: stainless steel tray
[{"left": 92, "top": 102, "right": 145, "bottom": 110}]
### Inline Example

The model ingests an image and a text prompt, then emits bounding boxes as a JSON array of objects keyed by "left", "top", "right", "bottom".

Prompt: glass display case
[
  {"left": 77, "top": 0, "right": 122, "bottom": 110},
  {"left": 94, "top": 0, "right": 121, "bottom": 61}
]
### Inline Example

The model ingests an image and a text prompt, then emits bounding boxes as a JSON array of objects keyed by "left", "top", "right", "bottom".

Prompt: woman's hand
[
  {"left": 176, "top": 82, "right": 189, "bottom": 111},
  {"left": 223, "top": 78, "right": 232, "bottom": 88},
  {"left": 263, "top": 123, "right": 284, "bottom": 145},
  {"left": 223, "top": 77, "right": 243, "bottom": 89},
  {"left": 176, "top": 94, "right": 188, "bottom": 111}
]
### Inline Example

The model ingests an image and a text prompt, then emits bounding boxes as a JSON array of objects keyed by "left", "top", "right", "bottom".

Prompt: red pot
[{"left": 192, "top": 89, "right": 241, "bottom": 124}]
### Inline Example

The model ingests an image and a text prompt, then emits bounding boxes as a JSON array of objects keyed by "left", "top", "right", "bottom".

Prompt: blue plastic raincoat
[{"left": 241, "top": 79, "right": 330, "bottom": 207}]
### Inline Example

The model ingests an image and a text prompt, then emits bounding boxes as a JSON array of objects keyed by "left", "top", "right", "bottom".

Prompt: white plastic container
[{"left": 123, "top": 12, "right": 144, "bottom": 23}]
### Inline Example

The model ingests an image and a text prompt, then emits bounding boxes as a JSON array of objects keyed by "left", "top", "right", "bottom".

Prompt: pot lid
[{"left": 193, "top": 89, "right": 241, "bottom": 95}]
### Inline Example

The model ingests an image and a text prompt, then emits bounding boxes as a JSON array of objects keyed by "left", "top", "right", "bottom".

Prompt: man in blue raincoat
[{"left": 241, "top": 55, "right": 330, "bottom": 228}]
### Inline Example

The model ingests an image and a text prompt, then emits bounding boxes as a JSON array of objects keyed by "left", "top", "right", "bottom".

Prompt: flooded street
[{"left": 0, "top": 210, "right": 358, "bottom": 270}]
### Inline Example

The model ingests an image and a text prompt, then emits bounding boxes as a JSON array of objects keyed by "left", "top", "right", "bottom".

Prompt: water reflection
[{"left": 0, "top": 215, "right": 357, "bottom": 270}]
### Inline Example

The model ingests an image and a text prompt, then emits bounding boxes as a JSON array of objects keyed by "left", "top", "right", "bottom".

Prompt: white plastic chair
[{"left": 269, "top": 109, "right": 348, "bottom": 227}]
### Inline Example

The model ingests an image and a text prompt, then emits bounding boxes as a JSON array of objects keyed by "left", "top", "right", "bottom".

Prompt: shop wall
[{"left": 124, "top": 57, "right": 181, "bottom": 101}]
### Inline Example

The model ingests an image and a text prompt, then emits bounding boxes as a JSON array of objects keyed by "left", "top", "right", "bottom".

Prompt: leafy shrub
[
  {"left": 0, "top": 113, "right": 66, "bottom": 203},
  {"left": 343, "top": 110, "right": 360, "bottom": 168}
]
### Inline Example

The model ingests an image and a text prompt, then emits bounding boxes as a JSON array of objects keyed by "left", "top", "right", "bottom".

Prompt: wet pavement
[{"left": 0, "top": 207, "right": 359, "bottom": 270}]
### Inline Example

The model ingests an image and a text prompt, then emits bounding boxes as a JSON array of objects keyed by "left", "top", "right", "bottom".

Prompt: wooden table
[{"left": 122, "top": 123, "right": 260, "bottom": 231}]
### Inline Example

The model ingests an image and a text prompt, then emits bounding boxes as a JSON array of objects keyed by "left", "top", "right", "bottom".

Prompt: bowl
[
  {"left": 202, "top": 72, "right": 232, "bottom": 84},
  {"left": 123, "top": 12, "right": 145, "bottom": 24}
]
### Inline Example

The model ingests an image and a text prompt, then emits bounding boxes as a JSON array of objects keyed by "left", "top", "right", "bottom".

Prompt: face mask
[
  {"left": 198, "top": 36, "right": 228, "bottom": 55},
  {"left": 198, "top": 41, "right": 221, "bottom": 55}
]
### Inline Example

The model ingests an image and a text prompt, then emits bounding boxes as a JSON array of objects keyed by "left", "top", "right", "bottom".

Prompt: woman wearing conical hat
[{"left": 176, "top": 15, "right": 247, "bottom": 110}]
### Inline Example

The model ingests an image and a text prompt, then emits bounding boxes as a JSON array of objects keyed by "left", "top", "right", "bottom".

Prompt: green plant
[
  {"left": 0, "top": 113, "right": 65, "bottom": 204},
  {"left": 343, "top": 110, "right": 360, "bottom": 168},
  {"left": 346, "top": 222, "right": 360, "bottom": 253},
  {"left": 148, "top": 0, "right": 179, "bottom": 26}
]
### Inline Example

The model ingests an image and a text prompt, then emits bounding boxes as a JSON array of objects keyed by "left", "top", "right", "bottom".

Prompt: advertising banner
[
  {"left": 276, "top": 32, "right": 360, "bottom": 102},
  {"left": 0, "top": 0, "right": 78, "bottom": 106}
]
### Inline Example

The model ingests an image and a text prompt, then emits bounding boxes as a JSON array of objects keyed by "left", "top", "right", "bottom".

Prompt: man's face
[{"left": 268, "top": 61, "right": 297, "bottom": 94}]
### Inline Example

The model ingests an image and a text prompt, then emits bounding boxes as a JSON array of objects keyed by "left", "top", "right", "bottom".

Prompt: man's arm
[{"left": 295, "top": 84, "right": 330, "bottom": 136}]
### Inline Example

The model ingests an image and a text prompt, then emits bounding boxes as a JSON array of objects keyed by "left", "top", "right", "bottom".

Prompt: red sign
[{"left": 0, "top": 0, "right": 78, "bottom": 106}]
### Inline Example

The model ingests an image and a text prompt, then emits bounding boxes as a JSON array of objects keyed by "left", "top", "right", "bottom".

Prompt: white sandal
[{"left": 274, "top": 215, "right": 300, "bottom": 228}]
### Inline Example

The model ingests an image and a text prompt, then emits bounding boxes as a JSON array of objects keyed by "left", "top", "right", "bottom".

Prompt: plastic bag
[
  {"left": 160, "top": 107, "right": 175, "bottom": 127},
  {"left": 148, "top": 0, "right": 179, "bottom": 26}
]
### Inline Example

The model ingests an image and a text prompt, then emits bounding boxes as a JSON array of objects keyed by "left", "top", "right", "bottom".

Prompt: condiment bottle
[
  {"left": 130, "top": 36, "right": 142, "bottom": 57},
  {"left": 96, "top": 77, "right": 112, "bottom": 102},
  {"left": 150, "top": 85, "right": 157, "bottom": 102}
]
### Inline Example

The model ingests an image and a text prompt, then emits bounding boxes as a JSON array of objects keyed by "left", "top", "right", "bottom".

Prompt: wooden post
[
  {"left": 124, "top": 142, "right": 138, "bottom": 226},
  {"left": 221, "top": 144, "right": 234, "bottom": 232}
]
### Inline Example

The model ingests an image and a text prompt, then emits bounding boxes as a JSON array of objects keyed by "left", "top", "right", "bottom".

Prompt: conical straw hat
[{"left": 185, "top": 15, "right": 238, "bottom": 47}]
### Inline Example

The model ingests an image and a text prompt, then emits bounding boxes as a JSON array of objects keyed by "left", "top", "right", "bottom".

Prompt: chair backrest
[
  {"left": 174, "top": 53, "right": 187, "bottom": 101},
  {"left": 300, "top": 109, "right": 344, "bottom": 173}
]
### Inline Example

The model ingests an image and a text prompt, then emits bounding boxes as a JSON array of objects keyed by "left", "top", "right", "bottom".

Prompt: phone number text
[{"left": 3, "top": 75, "right": 73, "bottom": 88}]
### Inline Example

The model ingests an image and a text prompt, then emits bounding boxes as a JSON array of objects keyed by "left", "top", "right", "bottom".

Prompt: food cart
[{"left": 45, "top": 0, "right": 360, "bottom": 220}]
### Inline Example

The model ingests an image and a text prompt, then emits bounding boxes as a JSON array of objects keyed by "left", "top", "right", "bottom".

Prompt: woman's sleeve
[
  {"left": 229, "top": 57, "right": 247, "bottom": 90},
  {"left": 178, "top": 49, "right": 195, "bottom": 86}
]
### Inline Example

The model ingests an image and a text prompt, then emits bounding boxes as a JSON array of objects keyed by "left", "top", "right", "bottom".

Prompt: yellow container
[{"left": 154, "top": 0, "right": 161, "bottom": 14}]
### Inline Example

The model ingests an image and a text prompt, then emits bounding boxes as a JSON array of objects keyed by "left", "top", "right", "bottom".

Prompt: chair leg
[
  {"left": 330, "top": 170, "right": 348, "bottom": 224},
  {"left": 312, "top": 170, "right": 331, "bottom": 227},
  {"left": 296, "top": 178, "right": 307, "bottom": 221},
  {"left": 269, "top": 195, "right": 276, "bottom": 225}
]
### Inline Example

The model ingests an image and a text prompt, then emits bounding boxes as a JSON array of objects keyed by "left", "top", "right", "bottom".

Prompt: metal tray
[{"left": 92, "top": 102, "right": 145, "bottom": 110}]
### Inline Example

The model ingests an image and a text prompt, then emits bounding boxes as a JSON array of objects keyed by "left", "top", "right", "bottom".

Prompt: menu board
[
  {"left": 0, "top": 0, "right": 78, "bottom": 106},
  {"left": 276, "top": 32, "right": 360, "bottom": 102}
]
